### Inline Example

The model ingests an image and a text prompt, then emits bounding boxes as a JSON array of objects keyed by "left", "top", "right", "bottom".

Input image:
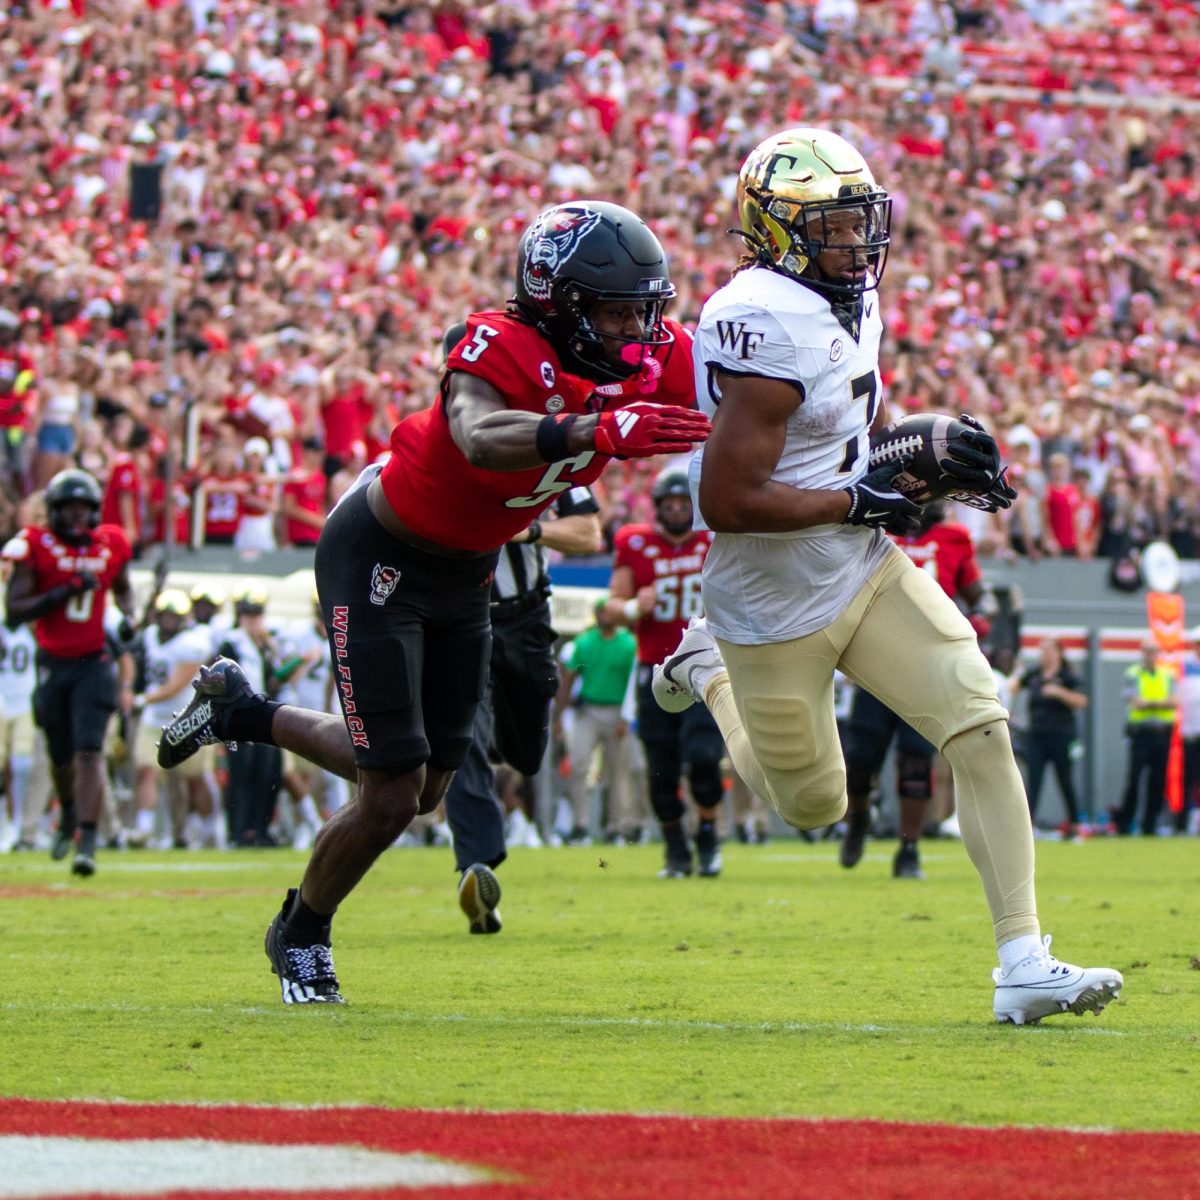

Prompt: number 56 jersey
[
  {"left": 1, "top": 523, "right": 132, "bottom": 657},
  {"left": 613, "top": 524, "right": 713, "bottom": 665}
]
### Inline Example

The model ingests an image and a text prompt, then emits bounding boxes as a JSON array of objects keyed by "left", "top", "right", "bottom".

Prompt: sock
[
  {"left": 78, "top": 822, "right": 97, "bottom": 856},
  {"left": 297, "top": 794, "right": 321, "bottom": 827},
  {"left": 135, "top": 809, "right": 155, "bottom": 835},
  {"left": 225, "top": 699, "right": 282, "bottom": 746},
  {"left": 286, "top": 889, "right": 335, "bottom": 933},
  {"left": 662, "top": 821, "right": 691, "bottom": 861},
  {"left": 998, "top": 933, "right": 1045, "bottom": 973},
  {"left": 695, "top": 819, "right": 718, "bottom": 854}
]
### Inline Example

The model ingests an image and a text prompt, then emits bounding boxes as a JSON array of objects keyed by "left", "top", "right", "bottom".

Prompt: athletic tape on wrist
[{"left": 536, "top": 413, "right": 578, "bottom": 463}]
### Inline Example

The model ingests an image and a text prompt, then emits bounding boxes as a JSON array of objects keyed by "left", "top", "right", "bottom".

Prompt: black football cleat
[
  {"left": 892, "top": 840, "right": 925, "bottom": 880},
  {"left": 157, "top": 658, "right": 262, "bottom": 769},
  {"left": 50, "top": 826, "right": 75, "bottom": 862},
  {"left": 458, "top": 863, "right": 502, "bottom": 934},
  {"left": 695, "top": 825, "right": 722, "bottom": 878},
  {"left": 839, "top": 809, "right": 871, "bottom": 869},
  {"left": 265, "top": 889, "right": 345, "bottom": 1004},
  {"left": 71, "top": 852, "right": 96, "bottom": 877}
]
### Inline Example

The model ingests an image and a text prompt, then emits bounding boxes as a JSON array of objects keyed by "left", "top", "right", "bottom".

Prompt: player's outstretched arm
[{"left": 447, "top": 374, "right": 709, "bottom": 471}]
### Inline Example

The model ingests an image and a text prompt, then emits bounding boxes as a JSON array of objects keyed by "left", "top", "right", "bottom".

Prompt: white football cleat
[
  {"left": 652, "top": 617, "right": 723, "bottom": 713},
  {"left": 992, "top": 935, "right": 1123, "bottom": 1025}
]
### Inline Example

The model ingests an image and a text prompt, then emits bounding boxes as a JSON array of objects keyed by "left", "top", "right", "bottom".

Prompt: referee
[{"left": 439, "top": 322, "right": 603, "bottom": 934}]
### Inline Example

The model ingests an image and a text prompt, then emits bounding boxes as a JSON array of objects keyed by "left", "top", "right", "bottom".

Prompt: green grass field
[{"left": 3, "top": 836, "right": 1198, "bottom": 1131}]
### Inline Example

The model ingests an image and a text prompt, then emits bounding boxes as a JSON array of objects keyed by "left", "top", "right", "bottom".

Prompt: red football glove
[{"left": 593, "top": 402, "right": 711, "bottom": 459}]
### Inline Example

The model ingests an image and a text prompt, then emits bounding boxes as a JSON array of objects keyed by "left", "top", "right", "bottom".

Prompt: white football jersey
[
  {"left": 0, "top": 623, "right": 37, "bottom": 718},
  {"left": 691, "top": 266, "right": 892, "bottom": 644},
  {"left": 275, "top": 620, "right": 335, "bottom": 713},
  {"left": 141, "top": 624, "right": 212, "bottom": 727}
]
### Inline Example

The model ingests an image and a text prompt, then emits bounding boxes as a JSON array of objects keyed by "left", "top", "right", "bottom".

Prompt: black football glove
[
  {"left": 942, "top": 413, "right": 1002, "bottom": 492},
  {"left": 843, "top": 459, "right": 923, "bottom": 536},
  {"left": 66, "top": 571, "right": 99, "bottom": 597},
  {"left": 942, "top": 414, "right": 1016, "bottom": 511}
]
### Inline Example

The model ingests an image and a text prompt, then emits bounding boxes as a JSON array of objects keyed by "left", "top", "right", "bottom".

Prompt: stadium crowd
[
  {"left": 1, "top": 0, "right": 1200, "bottom": 856},
  {"left": 0, "top": 0, "right": 1198, "bottom": 563}
]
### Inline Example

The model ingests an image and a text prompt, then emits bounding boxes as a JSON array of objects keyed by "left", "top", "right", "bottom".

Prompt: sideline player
[
  {"left": 651, "top": 128, "right": 1121, "bottom": 1024},
  {"left": 605, "top": 467, "right": 726, "bottom": 878},
  {"left": 159, "top": 201, "right": 709, "bottom": 1003},
  {"left": 839, "top": 501, "right": 991, "bottom": 879},
  {"left": 3, "top": 469, "right": 134, "bottom": 875},
  {"left": 131, "top": 589, "right": 216, "bottom": 849}
]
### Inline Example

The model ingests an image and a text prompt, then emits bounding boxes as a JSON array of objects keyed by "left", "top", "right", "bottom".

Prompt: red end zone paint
[{"left": 4, "top": 1100, "right": 1200, "bottom": 1200}]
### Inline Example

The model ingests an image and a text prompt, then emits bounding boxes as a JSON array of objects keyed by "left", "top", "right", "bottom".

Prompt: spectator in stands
[{"left": 279, "top": 437, "right": 329, "bottom": 550}]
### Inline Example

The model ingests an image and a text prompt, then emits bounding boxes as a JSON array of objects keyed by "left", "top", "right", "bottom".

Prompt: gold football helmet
[
  {"left": 153, "top": 588, "right": 193, "bottom": 617},
  {"left": 736, "top": 127, "right": 891, "bottom": 296}
]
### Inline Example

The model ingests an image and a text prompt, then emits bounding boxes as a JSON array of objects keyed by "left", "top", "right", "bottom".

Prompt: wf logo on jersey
[
  {"left": 715, "top": 321, "right": 765, "bottom": 360},
  {"left": 523, "top": 208, "right": 602, "bottom": 300},
  {"left": 369, "top": 563, "right": 401, "bottom": 607}
]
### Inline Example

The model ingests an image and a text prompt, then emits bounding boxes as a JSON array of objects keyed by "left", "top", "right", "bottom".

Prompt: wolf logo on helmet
[
  {"left": 521, "top": 207, "right": 602, "bottom": 302},
  {"left": 512, "top": 200, "right": 677, "bottom": 384}
]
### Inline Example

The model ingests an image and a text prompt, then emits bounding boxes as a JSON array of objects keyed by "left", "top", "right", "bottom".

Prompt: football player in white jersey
[
  {"left": 0, "top": 611, "right": 42, "bottom": 851},
  {"left": 653, "top": 127, "right": 1122, "bottom": 1025},
  {"left": 272, "top": 592, "right": 345, "bottom": 849},
  {"left": 132, "top": 589, "right": 220, "bottom": 848}
]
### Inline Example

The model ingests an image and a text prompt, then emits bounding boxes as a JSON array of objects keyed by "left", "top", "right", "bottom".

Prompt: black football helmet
[
  {"left": 45, "top": 468, "right": 102, "bottom": 544},
  {"left": 512, "top": 201, "right": 676, "bottom": 383},
  {"left": 651, "top": 467, "right": 693, "bottom": 536}
]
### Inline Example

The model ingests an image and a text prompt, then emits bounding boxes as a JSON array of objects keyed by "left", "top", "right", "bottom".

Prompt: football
[{"left": 867, "top": 412, "right": 974, "bottom": 504}]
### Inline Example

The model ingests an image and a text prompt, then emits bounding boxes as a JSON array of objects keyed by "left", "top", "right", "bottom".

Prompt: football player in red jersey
[
  {"left": 158, "top": 201, "right": 710, "bottom": 1004},
  {"left": 838, "top": 501, "right": 990, "bottom": 879},
  {"left": 3, "top": 469, "right": 134, "bottom": 877},
  {"left": 606, "top": 468, "right": 727, "bottom": 878}
]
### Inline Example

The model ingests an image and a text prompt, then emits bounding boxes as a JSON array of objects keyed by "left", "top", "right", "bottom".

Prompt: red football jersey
[
  {"left": 590, "top": 320, "right": 697, "bottom": 410},
  {"left": 893, "top": 522, "right": 980, "bottom": 600},
  {"left": 380, "top": 312, "right": 608, "bottom": 552},
  {"left": 612, "top": 523, "right": 713, "bottom": 664},
  {"left": 2, "top": 523, "right": 132, "bottom": 656}
]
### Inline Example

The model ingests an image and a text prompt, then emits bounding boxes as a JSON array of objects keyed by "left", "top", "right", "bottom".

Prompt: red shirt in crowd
[
  {"left": 101, "top": 452, "right": 144, "bottom": 545},
  {"left": 147, "top": 474, "right": 192, "bottom": 546},
  {"left": 199, "top": 472, "right": 246, "bottom": 542},
  {"left": 320, "top": 381, "right": 373, "bottom": 461},
  {"left": 1, "top": 522, "right": 131, "bottom": 656},
  {"left": 1044, "top": 482, "right": 1082, "bottom": 554},
  {"left": 612, "top": 524, "right": 714, "bottom": 665},
  {"left": 282, "top": 468, "right": 327, "bottom": 546},
  {"left": 0, "top": 346, "right": 36, "bottom": 430}
]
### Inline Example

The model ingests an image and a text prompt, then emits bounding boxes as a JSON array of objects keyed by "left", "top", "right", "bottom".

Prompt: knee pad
[
  {"left": 897, "top": 751, "right": 932, "bottom": 801},
  {"left": 743, "top": 693, "right": 845, "bottom": 829}
]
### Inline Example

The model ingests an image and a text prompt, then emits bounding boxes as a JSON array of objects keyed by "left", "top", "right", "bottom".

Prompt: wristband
[
  {"left": 526, "top": 519, "right": 542, "bottom": 544},
  {"left": 623, "top": 598, "right": 640, "bottom": 623},
  {"left": 535, "top": 413, "right": 578, "bottom": 463}
]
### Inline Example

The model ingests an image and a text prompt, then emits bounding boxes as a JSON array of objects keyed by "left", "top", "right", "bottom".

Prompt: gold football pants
[{"left": 705, "top": 545, "right": 1038, "bottom": 947}]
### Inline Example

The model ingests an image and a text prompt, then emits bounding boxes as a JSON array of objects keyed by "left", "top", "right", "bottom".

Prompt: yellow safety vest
[{"left": 1125, "top": 666, "right": 1175, "bottom": 724}]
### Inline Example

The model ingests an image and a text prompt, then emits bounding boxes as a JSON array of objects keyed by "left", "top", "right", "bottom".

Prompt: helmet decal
[{"left": 522, "top": 207, "right": 603, "bottom": 301}]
